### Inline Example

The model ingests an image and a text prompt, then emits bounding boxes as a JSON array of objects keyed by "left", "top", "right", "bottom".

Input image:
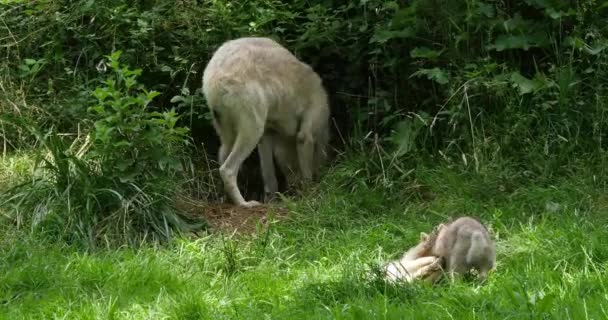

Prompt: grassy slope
[{"left": 1, "top": 154, "right": 608, "bottom": 319}]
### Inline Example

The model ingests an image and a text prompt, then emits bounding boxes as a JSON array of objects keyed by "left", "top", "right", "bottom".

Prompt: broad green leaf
[
  {"left": 509, "top": 72, "right": 544, "bottom": 95},
  {"left": 411, "top": 68, "right": 449, "bottom": 85},
  {"left": 388, "top": 116, "right": 427, "bottom": 157},
  {"left": 170, "top": 95, "right": 184, "bottom": 103}
]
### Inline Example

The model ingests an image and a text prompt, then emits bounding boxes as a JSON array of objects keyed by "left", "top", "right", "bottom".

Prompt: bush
[{"left": 0, "top": 52, "right": 198, "bottom": 246}]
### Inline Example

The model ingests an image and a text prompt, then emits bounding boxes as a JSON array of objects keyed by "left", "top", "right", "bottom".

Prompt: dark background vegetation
[{"left": 1, "top": 0, "right": 607, "bottom": 245}]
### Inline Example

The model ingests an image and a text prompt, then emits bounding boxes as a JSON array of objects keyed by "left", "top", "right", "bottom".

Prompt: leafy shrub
[
  {"left": 0, "top": 52, "right": 197, "bottom": 247},
  {"left": 88, "top": 51, "right": 188, "bottom": 184}
]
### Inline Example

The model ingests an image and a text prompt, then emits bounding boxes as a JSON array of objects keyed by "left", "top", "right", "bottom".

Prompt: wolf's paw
[{"left": 240, "top": 200, "right": 262, "bottom": 208}]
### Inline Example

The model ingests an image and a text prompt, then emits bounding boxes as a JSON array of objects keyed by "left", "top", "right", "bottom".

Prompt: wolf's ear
[{"left": 420, "top": 232, "right": 429, "bottom": 241}]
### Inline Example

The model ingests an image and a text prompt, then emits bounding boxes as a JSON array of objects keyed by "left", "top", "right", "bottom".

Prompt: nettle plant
[
  {"left": 0, "top": 51, "right": 194, "bottom": 245},
  {"left": 89, "top": 51, "right": 189, "bottom": 185},
  {"left": 74, "top": 51, "right": 192, "bottom": 244}
]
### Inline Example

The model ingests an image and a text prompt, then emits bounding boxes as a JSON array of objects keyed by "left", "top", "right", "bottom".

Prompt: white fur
[
  {"left": 383, "top": 233, "right": 443, "bottom": 284},
  {"left": 202, "top": 37, "right": 330, "bottom": 207},
  {"left": 384, "top": 256, "right": 442, "bottom": 283}
]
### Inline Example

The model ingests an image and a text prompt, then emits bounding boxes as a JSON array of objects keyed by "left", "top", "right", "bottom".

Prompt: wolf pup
[
  {"left": 202, "top": 37, "right": 330, "bottom": 207},
  {"left": 384, "top": 232, "right": 444, "bottom": 284},
  {"left": 430, "top": 216, "right": 496, "bottom": 281}
]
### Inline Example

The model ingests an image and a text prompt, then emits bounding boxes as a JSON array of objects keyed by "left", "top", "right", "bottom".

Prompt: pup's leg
[
  {"left": 407, "top": 256, "right": 439, "bottom": 273},
  {"left": 411, "top": 257, "right": 443, "bottom": 283},
  {"left": 388, "top": 256, "right": 440, "bottom": 283},
  {"left": 219, "top": 119, "right": 264, "bottom": 208},
  {"left": 401, "top": 233, "right": 435, "bottom": 262},
  {"left": 258, "top": 133, "right": 278, "bottom": 203},
  {"left": 446, "top": 252, "right": 470, "bottom": 282},
  {"left": 385, "top": 260, "right": 411, "bottom": 283}
]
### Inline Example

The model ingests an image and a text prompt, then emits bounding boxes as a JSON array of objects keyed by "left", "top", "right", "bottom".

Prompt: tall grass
[{"left": 2, "top": 156, "right": 608, "bottom": 319}]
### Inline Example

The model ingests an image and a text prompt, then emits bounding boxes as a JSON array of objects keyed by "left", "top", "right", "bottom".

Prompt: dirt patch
[{"left": 176, "top": 198, "right": 289, "bottom": 235}]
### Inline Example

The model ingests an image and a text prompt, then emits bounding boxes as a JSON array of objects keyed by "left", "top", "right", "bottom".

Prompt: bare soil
[{"left": 176, "top": 198, "right": 289, "bottom": 234}]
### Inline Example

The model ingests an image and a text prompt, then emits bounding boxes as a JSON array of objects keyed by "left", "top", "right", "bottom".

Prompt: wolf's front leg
[{"left": 296, "top": 131, "right": 314, "bottom": 183}]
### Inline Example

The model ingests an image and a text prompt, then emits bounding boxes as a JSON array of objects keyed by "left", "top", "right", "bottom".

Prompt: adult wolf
[{"left": 202, "top": 37, "right": 330, "bottom": 207}]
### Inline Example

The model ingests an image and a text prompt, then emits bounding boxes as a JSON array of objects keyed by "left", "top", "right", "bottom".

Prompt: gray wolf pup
[{"left": 430, "top": 216, "right": 496, "bottom": 281}]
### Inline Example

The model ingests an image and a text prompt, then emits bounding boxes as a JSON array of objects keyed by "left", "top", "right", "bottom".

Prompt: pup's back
[{"left": 432, "top": 217, "right": 495, "bottom": 280}]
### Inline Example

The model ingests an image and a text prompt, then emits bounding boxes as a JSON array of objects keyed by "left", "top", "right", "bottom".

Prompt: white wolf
[
  {"left": 202, "top": 37, "right": 331, "bottom": 207},
  {"left": 430, "top": 216, "right": 496, "bottom": 281}
]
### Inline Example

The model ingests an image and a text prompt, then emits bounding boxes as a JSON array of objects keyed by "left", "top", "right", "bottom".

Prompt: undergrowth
[
  {"left": 0, "top": 52, "right": 200, "bottom": 247},
  {"left": 1, "top": 0, "right": 608, "bottom": 247}
]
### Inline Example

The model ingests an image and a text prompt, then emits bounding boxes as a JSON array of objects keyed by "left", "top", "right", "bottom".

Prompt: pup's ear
[{"left": 420, "top": 232, "right": 429, "bottom": 241}]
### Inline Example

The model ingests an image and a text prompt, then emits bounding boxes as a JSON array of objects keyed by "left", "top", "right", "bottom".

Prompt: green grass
[{"left": 2, "top": 153, "right": 608, "bottom": 319}]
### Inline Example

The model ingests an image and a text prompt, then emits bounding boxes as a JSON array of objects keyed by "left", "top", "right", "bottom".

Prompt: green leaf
[
  {"left": 410, "top": 47, "right": 443, "bottom": 59},
  {"left": 388, "top": 115, "right": 428, "bottom": 157},
  {"left": 370, "top": 28, "right": 414, "bottom": 44},
  {"left": 147, "top": 90, "right": 161, "bottom": 100},
  {"left": 112, "top": 141, "right": 131, "bottom": 148},
  {"left": 487, "top": 32, "right": 550, "bottom": 51},
  {"left": 170, "top": 95, "right": 184, "bottom": 103},
  {"left": 500, "top": 15, "right": 531, "bottom": 32},
  {"left": 411, "top": 68, "right": 449, "bottom": 85},
  {"left": 476, "top": 3, "right": 495, "bottom": 17},
  {"left": 108, "top": 50, "right": 122, "bottom": 61},
  {"left": 565, "top": 37, "right": 607, "bottom": 56},
  {"left": 509, "top": 72, "right": 544, "bottom": 95},
  {"left": 17, "top": 65, "right": 30, "bottom": 73}
]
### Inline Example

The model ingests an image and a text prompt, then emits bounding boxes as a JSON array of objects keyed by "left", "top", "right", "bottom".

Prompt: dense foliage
[{"left": 1, "top": 0, "right": 607, "bottom": 243}]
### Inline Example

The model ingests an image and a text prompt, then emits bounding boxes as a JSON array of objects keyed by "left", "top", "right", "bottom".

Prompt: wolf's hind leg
[
  {"left": 258, "top": 133, "right": 279, "bottom": 203},
  {"left": 219, "top": 115, "right": 265, "bottom": 207}
]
